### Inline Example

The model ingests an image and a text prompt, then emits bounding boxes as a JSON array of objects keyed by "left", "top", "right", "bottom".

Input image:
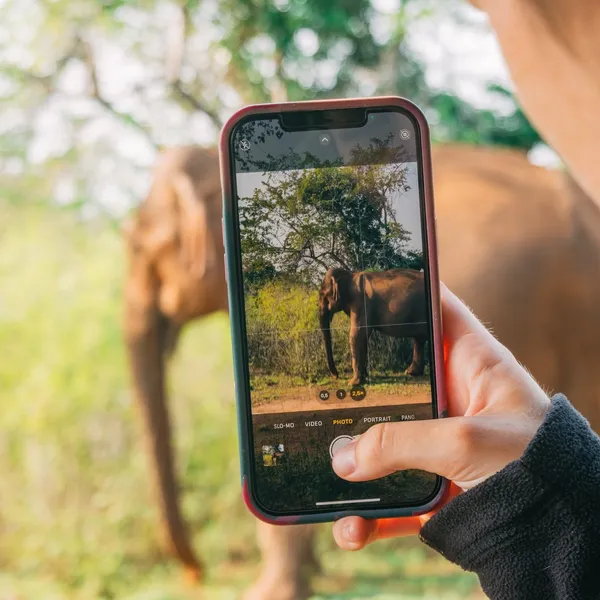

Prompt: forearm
[{"left": 420, "top": 395, "right": 600, "bottom": 599}]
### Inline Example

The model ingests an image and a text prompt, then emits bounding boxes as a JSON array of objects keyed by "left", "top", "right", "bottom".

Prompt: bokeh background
[{"left": 0, "top": 0, "right": 557, "bottom": 598}]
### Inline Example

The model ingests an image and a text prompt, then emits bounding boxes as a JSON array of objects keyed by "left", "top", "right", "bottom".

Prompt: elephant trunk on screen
[{"left": 319, "top": 307, "right": 339, "bottom": 379}]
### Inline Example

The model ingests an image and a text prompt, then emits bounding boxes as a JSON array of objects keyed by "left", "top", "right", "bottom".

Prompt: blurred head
[{"left": 472, "top": 0, "right": 600, "bottom": 205}]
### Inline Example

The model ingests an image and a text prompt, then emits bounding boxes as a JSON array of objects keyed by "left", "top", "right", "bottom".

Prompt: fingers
[
  {"left": 440, "top": 283, "right": 518, "bottom": 373},
  {"left": 333, "top": 516, "right": 421, "bottom": 550},
  {"left": 440, "top": 283, "right": 492, "bottom": 344},
  {"left": 440, "top": 283, "right": 521, "bottom": 417},
  {"left": 332, "top": 416, "right": 471, "bottom": 482},
  {"left": 333, "top": 485, "right": 462, "bottom": 550},
  {"left": 333, "top": 516, "right": 380, "bottom": 550}
]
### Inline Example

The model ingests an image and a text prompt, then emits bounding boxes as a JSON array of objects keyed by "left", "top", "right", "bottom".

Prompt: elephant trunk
[
  {"left": 319, "top": 309, "right": 339, "bottom": 378},
  {"left": 124, "top": 301, "right": 202, "bottom": 581}
]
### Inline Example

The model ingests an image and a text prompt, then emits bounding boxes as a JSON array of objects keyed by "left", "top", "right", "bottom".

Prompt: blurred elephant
[
  {"left": 122, "top": 146, "right": 316, "bottom": 594},
  {"left": 123, "top": 141, "right": 600, "bottom": 599},
  {"left": 318, "top": 267, "right": 427, "bottom": 384},
  {"left": 123, "top": 147, "right": 226, "bottom": 580}
]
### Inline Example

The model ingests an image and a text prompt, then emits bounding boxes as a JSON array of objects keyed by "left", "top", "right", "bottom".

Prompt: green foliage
[
  {"left": 245, "top": 281, "right": 347, "bottom": 379},
  {"left": 240, "top": 149, "right": 422, "bottom": 288},
  {"left": 0, "top": 0, "right": 542, "bottom": 181},
  {"left": 0, "top": 200, "right": 249, "bottom": 596},
  {"left": 430, "top": 87, "right": 542, "bottom": 150},
  {"left": 245, "top": 280, "right": 418, "bottom": 379},
  {"left": 216, "top": 0, "right": 381, "bottom": 102}
]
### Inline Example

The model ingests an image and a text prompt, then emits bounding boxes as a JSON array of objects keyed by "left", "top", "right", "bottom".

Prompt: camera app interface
[{"left": 232, "top": 110, "right": 439, "bottom": 514}]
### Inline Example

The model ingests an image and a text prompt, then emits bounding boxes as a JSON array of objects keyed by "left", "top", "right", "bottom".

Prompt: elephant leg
[
  {"left": 162, "top": 320, "right": 182, "bottom": 359},
  {"left": 243, "top": 522, "right": 317, "bottom": 600},
  {"left": 348, "top": 314, "right": 368, "bottom": 386},
  {"left": 405, "top": 337, "right": 425, "bottom": 376}
]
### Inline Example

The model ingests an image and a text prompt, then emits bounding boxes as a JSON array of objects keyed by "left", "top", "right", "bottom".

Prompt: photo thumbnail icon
[{"left": 262, "top": 443, "right": 286, "bottom": 467}]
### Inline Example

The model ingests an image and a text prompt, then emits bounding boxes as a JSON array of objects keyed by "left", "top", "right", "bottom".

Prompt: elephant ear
[{"left": 331, "top": 275, "right": 340, "bottom": 303}]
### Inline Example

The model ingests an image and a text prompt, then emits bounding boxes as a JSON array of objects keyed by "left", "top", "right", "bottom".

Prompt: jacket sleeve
[{"left": 420, "top": 394, "right": 600, "bottom": 600}]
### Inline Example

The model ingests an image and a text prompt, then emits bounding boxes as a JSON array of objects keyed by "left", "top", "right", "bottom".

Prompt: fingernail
[
  {"left": 342, "top": 520, "right": 358, "bottom": 543},
  {"left": 332, "top": 443, "right": 356, "bottom": 477}
]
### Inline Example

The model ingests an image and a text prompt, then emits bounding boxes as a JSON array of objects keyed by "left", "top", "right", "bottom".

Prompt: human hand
[{"left": 332, "top": 284, "right": 550, "bottom": 550}]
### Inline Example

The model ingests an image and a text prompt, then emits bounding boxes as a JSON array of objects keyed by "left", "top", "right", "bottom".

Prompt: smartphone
[{"left": 220, "top": 97, "right": 447, "bottom": 524}]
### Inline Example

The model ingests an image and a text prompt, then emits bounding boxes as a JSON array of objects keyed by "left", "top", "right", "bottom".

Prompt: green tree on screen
[{"left": 239, "top": 138, "right": 423, "bottom": 287}]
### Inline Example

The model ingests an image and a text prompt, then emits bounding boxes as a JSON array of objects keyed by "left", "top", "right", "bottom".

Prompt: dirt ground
[{"left": 253, "top": 388, "right": 431, "bottom": 414}]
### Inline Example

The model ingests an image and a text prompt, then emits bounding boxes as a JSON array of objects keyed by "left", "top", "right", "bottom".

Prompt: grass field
[{"left": 0, "top": 201, "right": 483, "bottom": 599}]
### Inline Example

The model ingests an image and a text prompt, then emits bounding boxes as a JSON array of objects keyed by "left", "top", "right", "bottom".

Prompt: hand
[{"left": 331, "top": 284, "right": 550, "bottom": 550}]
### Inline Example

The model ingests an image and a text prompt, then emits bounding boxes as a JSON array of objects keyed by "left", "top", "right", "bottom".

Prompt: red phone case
[{"left": 219, "top": 96, "right": 449, "bottom": 524}]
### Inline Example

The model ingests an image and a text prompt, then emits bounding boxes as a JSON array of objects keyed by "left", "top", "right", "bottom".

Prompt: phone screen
[{"left": 229, "top": 108, "right": 441, "bottom": 515}]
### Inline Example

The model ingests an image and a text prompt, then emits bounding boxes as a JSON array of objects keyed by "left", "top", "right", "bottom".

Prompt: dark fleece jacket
[{"left": 420, "top": 394, "right": 600, "bottom": 600}]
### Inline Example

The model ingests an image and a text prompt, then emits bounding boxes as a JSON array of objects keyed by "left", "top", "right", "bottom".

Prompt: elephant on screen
[{"left": 318, "top": 267, "right": 428, "bottom": 385}]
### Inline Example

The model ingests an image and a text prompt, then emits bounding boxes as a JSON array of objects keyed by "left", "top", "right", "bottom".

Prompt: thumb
[
  {"left": 332, "top": 414, "right": 538, "bottom": 489},
  {"left": 332, "top": 417, "right": 472, "bottom": 482}
]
